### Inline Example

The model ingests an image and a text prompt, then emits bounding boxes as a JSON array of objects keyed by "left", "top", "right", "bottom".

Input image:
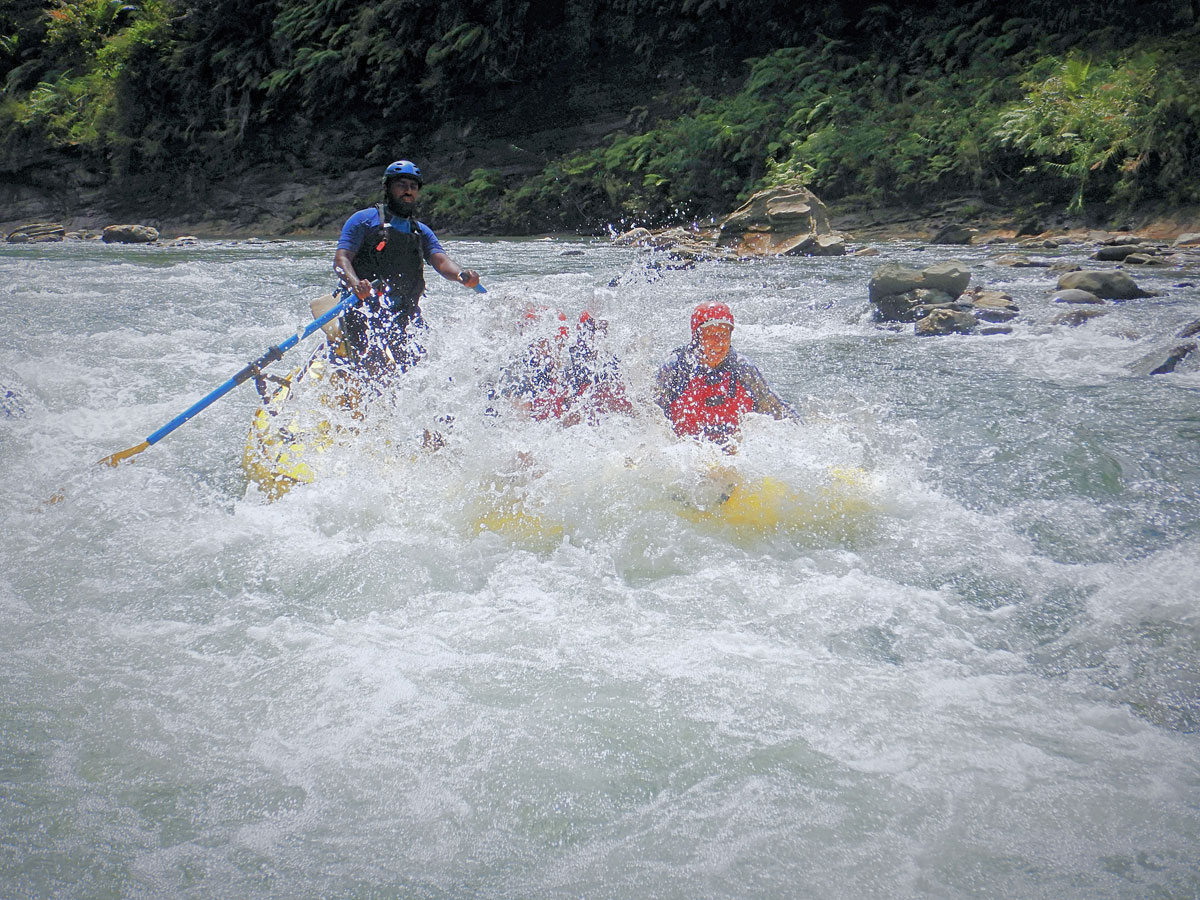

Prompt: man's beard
[{"left": 387, "top": 196, "right": 417, "bottom": 217}]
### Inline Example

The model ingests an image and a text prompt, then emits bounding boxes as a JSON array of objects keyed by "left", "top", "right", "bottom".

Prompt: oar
[{"left": 99, "top": 291, "right": 356, "bottom": 467}]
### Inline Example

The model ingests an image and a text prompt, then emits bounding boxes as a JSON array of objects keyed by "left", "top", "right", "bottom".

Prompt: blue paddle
[{"left": 100, "top": 291, "right": 356, "bottom": 467}]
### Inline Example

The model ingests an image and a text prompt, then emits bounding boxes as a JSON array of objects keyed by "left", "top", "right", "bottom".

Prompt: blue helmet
[{"left": 382, "top": 159, "right": 423, "bottom": 186}]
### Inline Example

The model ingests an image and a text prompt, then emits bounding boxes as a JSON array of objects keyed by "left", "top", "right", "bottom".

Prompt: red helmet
[
  {"left": 691, "top": 302, "right": 735, "bottom": 335},
  {"left": 521, "top": 305, "right": 569, "bottom": 340}
]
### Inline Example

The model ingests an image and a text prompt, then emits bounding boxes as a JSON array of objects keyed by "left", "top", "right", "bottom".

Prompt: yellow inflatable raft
[
  {"left": 676, "top": 466, "right": 874, "bottom": 541},
  {"left": 241, "top": 348, "right": 348, "bottom": 500}
]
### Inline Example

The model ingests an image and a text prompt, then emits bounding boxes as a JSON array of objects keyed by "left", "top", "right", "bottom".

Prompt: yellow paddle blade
[{"left": 99, "top": 441, "right": 150, "bottom": 467}]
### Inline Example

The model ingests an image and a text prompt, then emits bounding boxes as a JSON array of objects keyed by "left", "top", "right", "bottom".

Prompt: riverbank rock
[
  {"left": 6, "top": 222, "right": 65, "bottom": 242},
  {"left": 1057, "top": 269, "right": 1154, "bottom": 300},
  {"left": 611, "top": 185, "right": 846, "bottom": 261},
  {"left": 102, "top": 224, "right": 159, "bottom": 244},
  {"left": 714, "top": 186, "right": 846, "bottom": 257},
  {"left": 1173, "top": 233, "right": 1200, "bottom": 247},
  {"left": 611, "top": 227, "right": 654, "bottom": 247},
  {"left": 929, "top": 223, "right": 977, "bottom": 245}
]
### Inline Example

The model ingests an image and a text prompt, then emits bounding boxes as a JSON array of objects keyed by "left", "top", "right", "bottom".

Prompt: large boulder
[
  {"left": 869, "top": 261, "right": 975, "bottom": 331},
  {"left": 869, "top": 263, "right": 926, "bottom": 302},
  {"left": 715, "top": 186, "right": 842, "bottom": 257},
  {"left": 6, "top": 222, "right": 64, "bottom": 242},
  {"left": 1092, "top": 244, "right": 1143, "bottom": 261},
  {"left": 102, "top": 224, "right": 159, "bottom": 244},
  {"left": 1056, "top": 269, "right": 1153, "bottom": 300},
  {"left": 869, "top": 261, "right": 971, "bottom": 305}
]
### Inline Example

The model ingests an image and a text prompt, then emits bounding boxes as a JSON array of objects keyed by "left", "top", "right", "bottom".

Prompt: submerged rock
[
  {"left": 1, "top": 386, "right": 24, "bottom": 417},
  {"left": 1177, "top": 318, "right": 1200, "bottom": 339},
  {"left": 1124, "top": 253, "right": 1169, "bottom": 266},
  {"left": 875, "top": 288, "right": 957, "bottom": 322},
  {"left": 965, "top": 289, "right": 1020, "bottom": 322},
  {"left": 1129, "top": 342, "right": 1197, "bottom": 375},
  {"left": 915, "top": 308, "right": 978, "bottom": 336},
  {"left": 994, "top": 254, "right": 1051, "bottom": 267},
  {"left": 1051, "top": 308, "right": 1109, "bottom": 327},
  {"left": 1057, "top": 269, "right": 1154, "bottom": 300},
  {"left": 1052, "top": 289, "right": 1105, "bottom": 305}
]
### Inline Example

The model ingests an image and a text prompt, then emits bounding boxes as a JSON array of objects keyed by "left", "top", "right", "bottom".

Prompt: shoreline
[{"left": 2, "top": 200, "right": 1197, "bottom": 246}]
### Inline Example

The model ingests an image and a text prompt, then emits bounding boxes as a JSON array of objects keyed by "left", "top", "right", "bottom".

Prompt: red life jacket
[
  {"left": 529, "top": 385, "right": 573, "bottom": 421},
  {"left": 669, "top": 369, "right": 754, "bottom": 438}
]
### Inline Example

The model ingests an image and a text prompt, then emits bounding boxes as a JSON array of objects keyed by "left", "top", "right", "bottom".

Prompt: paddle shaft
[
  {"left": 101, "top": 271, "right": 486, "bottom": 466},
  {"left": 101, "top": 293, "right": 354, "bottom": 465}
]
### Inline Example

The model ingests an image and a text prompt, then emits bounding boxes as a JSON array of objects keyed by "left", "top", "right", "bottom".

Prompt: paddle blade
[{"left": 99, "top": 441, "right": 150, "bottom": 467}]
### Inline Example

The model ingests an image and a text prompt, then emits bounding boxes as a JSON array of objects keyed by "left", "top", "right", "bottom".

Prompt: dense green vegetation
[{"left": 2, "top": 0, "right": 1198, "bottom": 232}]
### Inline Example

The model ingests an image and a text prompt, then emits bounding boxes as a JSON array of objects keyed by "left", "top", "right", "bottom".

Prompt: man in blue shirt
[{"left": 332, "top": 159, "right": 481, "bottom": 378}]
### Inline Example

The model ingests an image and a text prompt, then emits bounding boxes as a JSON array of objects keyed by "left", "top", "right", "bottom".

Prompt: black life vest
[
  {"left": 342, "top": 205, "right": 427, "bottom": 356},
  {"left": 350, "top": 204, "right": 426, "bottom": 305}
]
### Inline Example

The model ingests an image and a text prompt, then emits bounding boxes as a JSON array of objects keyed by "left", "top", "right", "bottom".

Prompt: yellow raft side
[
  {"left": 679, "top": 467, "right": 874, "bottom": 539},
  {"left": 465, "top": 463, "right": 874, "bottom": 549},
  {"left": 241, "top": 353, "right": 338, "bottom": 500}
]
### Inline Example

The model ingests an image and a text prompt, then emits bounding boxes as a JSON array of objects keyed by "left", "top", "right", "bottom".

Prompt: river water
[{"left": 2, "top": 235, "right": 1198, "bottom": 899}]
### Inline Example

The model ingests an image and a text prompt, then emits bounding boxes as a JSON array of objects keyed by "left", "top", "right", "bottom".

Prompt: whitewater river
[{"left": 2, "top": 234, "right": 1198, "bottom": 899}]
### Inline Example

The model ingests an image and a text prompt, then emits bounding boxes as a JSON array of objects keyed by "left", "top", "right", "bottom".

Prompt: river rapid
[{"left": 2, "top": 235, "right": 1198, "bottom": 900}]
